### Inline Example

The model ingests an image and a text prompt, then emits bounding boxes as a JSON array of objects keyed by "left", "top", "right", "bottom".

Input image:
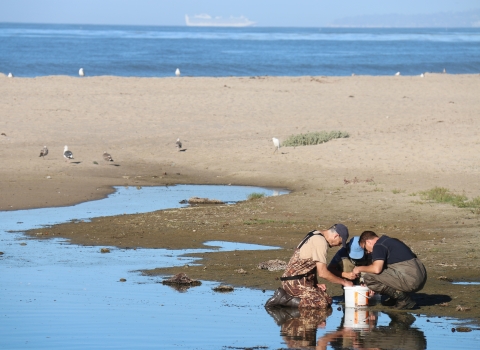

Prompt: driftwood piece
[
  {"left": 213, "top": 284, "right": 234, "bottom": 292},
  {"left": 162, "top": 273, "right": 201, "bottom": 286},
  {"left": 257, "top": 259, "right": 287, "bottom": 271},
  {"left": 187, "top": 197, "right": 224, "bottom": 205}
]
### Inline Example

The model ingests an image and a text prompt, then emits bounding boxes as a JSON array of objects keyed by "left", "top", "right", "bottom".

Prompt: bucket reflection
[{"left": 265, "top": 306, "right": 427, "bottom": 349}]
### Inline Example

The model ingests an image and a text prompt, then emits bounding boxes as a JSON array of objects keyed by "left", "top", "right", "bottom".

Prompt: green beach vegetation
[
  {"left": 419, "top": 187, "right": 480, "bottom": 210},
  {"left": 282, "top": 131, "right": 349, "bottom": 147}
]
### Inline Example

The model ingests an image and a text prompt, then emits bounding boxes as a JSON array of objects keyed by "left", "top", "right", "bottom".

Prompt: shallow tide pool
[{"left": 0, "top": 185, "right": 478, "bottom": 349}]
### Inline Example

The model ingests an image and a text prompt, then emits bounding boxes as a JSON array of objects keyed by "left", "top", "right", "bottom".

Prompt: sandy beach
[{"left": 1, "top": 73, "right": 479, "bottom": 322}]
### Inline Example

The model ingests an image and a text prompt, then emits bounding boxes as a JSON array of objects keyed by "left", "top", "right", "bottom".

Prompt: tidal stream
[{"left": 0, "top": 185, "right": 478, "bottom": 349}]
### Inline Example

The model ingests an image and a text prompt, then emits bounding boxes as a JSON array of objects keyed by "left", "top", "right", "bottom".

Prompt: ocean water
[{"left": 1, "top": 23, "right": 480, "bottom": 77}]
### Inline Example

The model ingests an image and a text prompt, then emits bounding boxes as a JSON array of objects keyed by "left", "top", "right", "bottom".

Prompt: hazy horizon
[{"left": 0, "top": 0, "right": 479, "bottom": 27}]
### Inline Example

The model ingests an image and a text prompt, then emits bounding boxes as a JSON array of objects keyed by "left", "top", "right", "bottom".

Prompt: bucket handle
[{"left": 357, "top": 291, "right": 371, "bottom": 299}]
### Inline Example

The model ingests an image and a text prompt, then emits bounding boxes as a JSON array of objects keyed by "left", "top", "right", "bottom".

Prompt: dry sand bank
[{"left": 1, "top": 74, "right": 480, "bottom": 323}]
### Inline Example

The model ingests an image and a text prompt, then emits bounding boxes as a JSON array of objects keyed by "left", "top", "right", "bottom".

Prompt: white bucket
[
  {"left": 343, "top": 307, "right": 373, "bottom": 329},
  {"left": 344, "top": 286, "right": 371, "bottom": 308}
]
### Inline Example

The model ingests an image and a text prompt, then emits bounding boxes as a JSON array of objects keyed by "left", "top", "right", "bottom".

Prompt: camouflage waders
[{"left": 281, "top": 248, "right": 332, "bottom": 309}]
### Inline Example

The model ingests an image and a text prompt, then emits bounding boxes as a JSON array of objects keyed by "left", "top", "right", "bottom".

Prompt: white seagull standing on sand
[
  {"left": 272, "top": 137, "right": 280, "bottom": 154},
  {"left": 103, "top": 151, "right": 114, "bottom": 162},
  {"left": 39, "top": 146, "right": 48, "bottom": 159},
  {"left": 176, "top": 138, "right": 182, "bottom": 150},
  {"left": 395, "top": 72, "right": 400, "bottom": 76},
  {"left": 175, "top": 68, "right": 181, "bottom": 77},
  {"left": 8, "top": 72, "right": 13, "bottom": 78},
  {"left": 79, "top": 68, "right": 85, "bottom": 77},
  {"left": 63, "top": 145, "right": 74, "bottom": 162}
]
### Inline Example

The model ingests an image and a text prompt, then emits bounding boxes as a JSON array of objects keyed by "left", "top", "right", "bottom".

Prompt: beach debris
[
  {"left": 235, "top": 268, "right": 247, "bottom": 274},
  {"left": 63, "top": 145, "right": 74, "bottom": 162},
  {"left": 20, "top": 242, "right": 27, "bottom": 246},
  {"left": 439, "top": 302, "right": 450, "bottom": 307},
  {"left": 257, "top": 259, "right": 287, "bottom": 271},
  {"left": 440, "top": 237, "right": 446, "bottom": 243},
  {"left": 175, "top": 68, "right": 180, "bottom": 77},
  {"left": 176, "top": 138, "right": 182, "bottom": 150},
  {"left": 188, "top": 197, "right": 224, "bottom": 205},
  {"left": 119, "top": 278, "right": 127, "bottom": 282},
  {"left": 93, "top": 161, "right": 98, "bottom": 165},
  {"left": 100, "top": 248, "right": 111, "bottom": 253},
  {"left": 162, "top": 273, "right": 201, "bottom": 286},
  {"left": 344, "top": 177, "right": 372, "bottom": 185},
  {"left": 272, "top": 137, "right": 280, "bottom": 153},
  {"left": 436, "top": 262, "right": 457, "bottom": 267},
  {"left": 455, "top": 327, "right": 472, "bottom": 332},
  {"left": 1, "top": 133, "right": 6, "bottom": 136},
  {"left": 455, "top": 305, "right": 471, "bottom": 312},
  {"left": 8, "top": 72, "right": 13, "bottom": 78},
  {"left": 79, "top": 68, "right": 84, "bottom": 76},
  {"left": 213, "top": 284, "right": 234, "bottom": 292},
  {"left": 39, "top": 146, "right": 48, "bottom": 159},
  {"left": 437, "top": 276, "right": 453, "bottom": 282},
  {"left": 103, "top": 151, "right": 114, "bottom": 162}
]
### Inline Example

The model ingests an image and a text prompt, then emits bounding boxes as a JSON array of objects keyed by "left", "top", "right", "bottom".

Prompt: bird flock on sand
[
  {"left": 35, "top": 138, "right": 187, "bottom": 164},
  {"left": 6, "top": 66, "right": 449, "bottom": 79},
  {"left": 36, "top": 144, "right": 116, "bottom": 164}
]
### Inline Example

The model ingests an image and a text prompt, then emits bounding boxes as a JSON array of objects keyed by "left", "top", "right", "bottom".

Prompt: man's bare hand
[
  {"left": 342, "top": 271, "right": 358, "bottom": 280},
  {"left": 317, "top": 284, "right": 327, "bottom": 291}
]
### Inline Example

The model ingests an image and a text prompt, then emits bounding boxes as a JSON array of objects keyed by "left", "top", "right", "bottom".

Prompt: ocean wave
[{"left": 2, "top": 26, "right": 480, "bottom": 42}]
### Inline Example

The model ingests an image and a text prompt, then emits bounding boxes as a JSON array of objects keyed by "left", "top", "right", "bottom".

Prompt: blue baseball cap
[{"left": 348, "top": 236, "right": 364, "bottom": 260}]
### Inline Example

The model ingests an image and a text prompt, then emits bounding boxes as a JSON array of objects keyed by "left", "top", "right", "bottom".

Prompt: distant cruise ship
[{"left": 185, "top": 14, "right": 255, "bottom": 27}]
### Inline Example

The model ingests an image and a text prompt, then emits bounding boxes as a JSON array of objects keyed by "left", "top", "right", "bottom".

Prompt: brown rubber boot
[
  {"left": 380, "top": 286, "right": 398, "bottom": 306},
  {"left": 393, "top": 291, "right": 416, "bottom": 310},
  {"left": 265, "top": 287, "right": 301, "bottom": 308}
]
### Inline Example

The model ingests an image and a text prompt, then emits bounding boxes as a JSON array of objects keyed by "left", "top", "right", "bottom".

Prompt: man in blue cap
[
  {"left": 353, "top": 231, "right": 427, "bottom": 309},
  {"left": 328, "top": 236, "right": 371, "bottom": 284},
  {"left": 265, "top": 224, "right": 353, "bottom": 309}
]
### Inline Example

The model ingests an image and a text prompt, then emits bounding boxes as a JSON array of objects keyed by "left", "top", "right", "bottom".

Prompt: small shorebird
[
  {"left": 8, "top": 72, "right": 13, "bottom": 78},
  {"left": 175, "top": 68, "right": 180, "bottom": 77},
  {"left": 395, "top": 72, "right": 400, "bottom": 76},
  {"left": 63, "top": 145, "right": 74, "bottom": 162},
  {"left": 79, "top": 68, "right": 85, "bottom": 76},
  {"left": 103, "top": 151, "right": 114, "bottom": 162},
  {"left": 39, "top": 146, "right": 48, "bottom": 159},
  {"left": 176, "top": 138, "right": 182, "bottom": 150},
  {"left": 272, "top": 137, "right": 280, "bottom": 154}
]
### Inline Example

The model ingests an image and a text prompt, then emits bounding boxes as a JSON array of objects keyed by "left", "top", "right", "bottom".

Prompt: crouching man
[
  {"left": 352, "top": 231, "right": 427, "bottom": 310},
  {"left": 265, "top": 224, "right": 353, "bottom": 309}
]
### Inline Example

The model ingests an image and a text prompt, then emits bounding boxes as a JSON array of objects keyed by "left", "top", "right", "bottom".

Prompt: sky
[{"left": 0, "top": 0, "right": 479, "bottom": 27}]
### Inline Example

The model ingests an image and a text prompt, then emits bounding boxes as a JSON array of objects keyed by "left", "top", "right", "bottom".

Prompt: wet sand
[{"left": 1, "top": 73, "right": 480, "bottom": 324}]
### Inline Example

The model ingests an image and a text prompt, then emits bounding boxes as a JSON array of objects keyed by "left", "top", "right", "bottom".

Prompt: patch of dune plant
[
  {"left": 247, "top": 192, "right": 265, "bottom": 200},
  {"left": 282, "top": 131, "right": 349, "bottom": 147},
  {"left": 419, "top": 187, "right": 480, "bottom": 209}
]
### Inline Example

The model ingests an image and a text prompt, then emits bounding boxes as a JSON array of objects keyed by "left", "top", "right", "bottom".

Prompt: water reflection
[{"left": 265, "top": 307, "right": 427, "bottom": 349}]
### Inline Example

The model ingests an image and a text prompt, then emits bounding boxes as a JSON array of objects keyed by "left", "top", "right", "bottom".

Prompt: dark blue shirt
[{"left": 372, "top": 235, "right": 416, "bottom": 266}]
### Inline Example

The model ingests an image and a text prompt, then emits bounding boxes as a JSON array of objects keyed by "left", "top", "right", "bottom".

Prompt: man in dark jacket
[{"left": 352, "top": 231, "right": 427, "bottom": 309}]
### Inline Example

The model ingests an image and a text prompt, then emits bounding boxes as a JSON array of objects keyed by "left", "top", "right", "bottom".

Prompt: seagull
[
  {"left": 272, "top": 137, "right": 280, "bottom": 154},
  {"left": 176, "top": 138, "right": 182, "bottom": 150},
  {"left": 420, "top": 73, "right": 424, "bottom": 78},
  {"left": 395, "top": 72, "right": 400, "bottom": 76},
  {"left": 79, "top": 68, "right": 84, "bottom": 77},
  {"left": 39, "top": 146, "right": 48, "bottom": 159},
  {"left": 7, "top": 72, "right": 13, "bottom": 78},
  {"left": 175, "top": 68, "right": 180, "bottom": 77},
  {"left": 443, "top": 68, "right": 447, "bottom": 74},
  {"left": 63, "top": 145, "right": 74, "bottom": 162},
  {"left": 103, "top": 151, "right": 114, "bottom": 162}
]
